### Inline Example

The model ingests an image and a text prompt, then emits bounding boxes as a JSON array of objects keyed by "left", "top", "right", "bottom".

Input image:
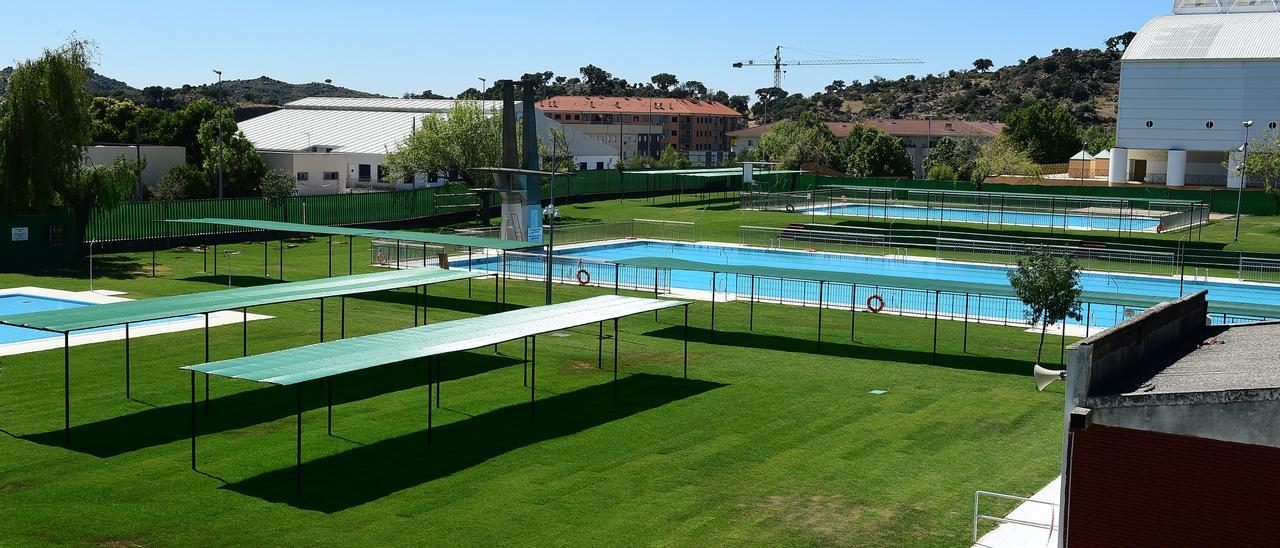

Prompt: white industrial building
[
  {"left": 1111, "top": 1, "right": 1280, "bottom": 187},
  {"left": 238, "top": 97, "right": 616, "bottom": 195}
]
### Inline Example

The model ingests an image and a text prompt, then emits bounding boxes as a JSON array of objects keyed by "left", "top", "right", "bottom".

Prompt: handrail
[{"left": 972, "top": 490, "right": 1058, "bottom": 545}]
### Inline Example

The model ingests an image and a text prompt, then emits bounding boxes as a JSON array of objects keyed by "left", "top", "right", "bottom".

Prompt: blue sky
[{"left": 2, "top": 0, "right": 1171, "bottom": 99}]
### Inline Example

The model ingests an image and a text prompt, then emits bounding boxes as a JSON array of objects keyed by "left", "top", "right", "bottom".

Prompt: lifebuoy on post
[
  {"left": 785, "top": 203, "right": 796, "bottom": 213},
  {"left": 577, "top": 269, "right": 591, "bottom": 285},
  {"left": 866, "top": 294, "right": 885, "bottom": 313}
]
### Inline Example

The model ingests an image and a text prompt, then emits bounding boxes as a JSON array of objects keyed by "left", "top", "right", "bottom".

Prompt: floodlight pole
[
  {"left": 1235, "top": 120, "right": 1253, "bottom": 242},
  {"left": 213, "top": 69, "right": 225, "bottom": 199}
]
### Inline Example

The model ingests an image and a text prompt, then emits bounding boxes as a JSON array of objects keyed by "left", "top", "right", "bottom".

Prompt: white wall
[{"left": 82, "top": 145, "right": 185, "bottom": 186}]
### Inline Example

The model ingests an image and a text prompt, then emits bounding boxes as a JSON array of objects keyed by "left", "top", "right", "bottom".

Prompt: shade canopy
[
  {"left": 183, "top": 295, "right": 688, "bottom": 385},
  {"left": 0, "top": 268, "right": 489, "bottom": 332},
  {"left": 163, "top": 218, "right": 539, "bottom": 251}
]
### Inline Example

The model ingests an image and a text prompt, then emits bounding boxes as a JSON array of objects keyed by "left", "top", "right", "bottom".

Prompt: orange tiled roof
[
  {"left": 536, "top": 96, "right": 740, "bottom": 117},
  {"left": 728, "top": 119, "right": 1004, "bottom": 139}
]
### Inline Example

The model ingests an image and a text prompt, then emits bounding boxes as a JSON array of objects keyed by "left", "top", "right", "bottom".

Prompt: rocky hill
[{"left": 0, "top": 68, "right": 382, "bottom": 107}]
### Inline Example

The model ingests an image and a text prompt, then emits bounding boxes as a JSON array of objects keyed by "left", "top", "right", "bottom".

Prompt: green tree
[
  {"left": 383, "top": 101, "right": 503, "bottom": 185},
  {"left": 1239, "top": 129, "right": 1280, "bottom": 212},
  {"left": 845, "top": 127, "right": 913, "bottom": 177},
  {"left": 61, "top": 155, "right": 139, "bottom": 245},
  {"left": 1007, "top": 247, "right": 1083, "bottom": 365},
  {"left": 539, "top": 127, "right": 576, "bottom": 173},
  {"left": 151, "top": 164, "right": 206, "bottom": 202},
  {"left": 655, "top": 145, "right": 692, "bottom": 169},
  {"left": 1080, "top": 125, "right": 1115, "bottom": 155},
  {"left": 259, "top": 169, "right": 295, "bottom": 219},
  {"left": 973, "top": 58, "right": 994, "bottom": 72},
  {"left": 0, "top": 39, "right": 94, "bottom": 212},
  {"left": 922, "top": 136, "right": 981, "bottom": 181},
  {"left": 650, "top": 73, "right": 678, "bottom": 93},
  {"left": 196, "top": 109, "right": 266, "bottom": 197},
  {"left": 1002, "top": 99, "right": 1080, "bottom": 163},
  {"left": 755, "top": 112, "right": 843, "bottom": 171},
  {"left": 926, "top": 164, "right": 956, "bottom": 181},
  {"left": 973, "top": 136, "right": 1042, "bottom": 181}
]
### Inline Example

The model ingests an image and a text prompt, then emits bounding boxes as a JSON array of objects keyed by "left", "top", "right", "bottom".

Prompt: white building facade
[
  {"left": 1112, "top": 3, "right": 1280, "bottom": 187},
  {"left": 238, "top": 97, "right": 616, "bottom": 195}
]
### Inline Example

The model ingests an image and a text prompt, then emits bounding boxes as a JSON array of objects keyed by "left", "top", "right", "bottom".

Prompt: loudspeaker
[{"left": 1033, "top": 364, "right": 1066, "bottom": 392}]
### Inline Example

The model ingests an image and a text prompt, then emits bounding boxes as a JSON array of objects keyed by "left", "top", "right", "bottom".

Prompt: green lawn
[{"left": 0, "top": 229, "right": 1066, "bottom": 545}]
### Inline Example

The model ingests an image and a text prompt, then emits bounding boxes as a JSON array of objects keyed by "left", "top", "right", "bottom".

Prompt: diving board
[
  {"left": 0, "top": 267, "right": 494, "bottom": 443},
  {"left": 181, "top": 295, "right": 692, "bottom": 493}
]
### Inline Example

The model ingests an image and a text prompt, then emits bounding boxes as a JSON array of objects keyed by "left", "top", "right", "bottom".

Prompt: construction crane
[{"left": 733, "top": 46, "right": 923, "bottom": 121}]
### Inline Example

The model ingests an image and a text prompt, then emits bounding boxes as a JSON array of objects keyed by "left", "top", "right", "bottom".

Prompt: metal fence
[
  {"left": 741, "top": 186, "right": 1210, "bottom": 237},
  {"left": 455, "top": 218, "right": 697, "bottom": 246},
  {"left": 740, "top": 225, "right": 1178, "bottom": 277}
]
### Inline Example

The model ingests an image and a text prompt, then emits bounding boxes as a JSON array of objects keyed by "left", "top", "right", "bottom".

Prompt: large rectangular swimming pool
[{"left": 467, "top": 240, "right": 1280, "bottom": 330}]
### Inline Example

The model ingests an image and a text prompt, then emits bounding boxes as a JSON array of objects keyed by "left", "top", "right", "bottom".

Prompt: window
[
  {"left": 574, "top": 114, "right": 581, "bottom": 121},
  {"left": 1145, "top": 120, "right": 1153, "bottom": 128},
  {"left": 554, "top": 114, "right": 561, "bottom": 119},
  {"left": 596, "top": 161, "right": 605, "bottom": 170},
  {"left": 323, "top": 171, "right": 339, "bottom": 181},
  {"left": 296, "top": 172, "right": 309, "bottom": 181},
  {"left": 48, "top": 224, "right": 65, "bottom": 247},
  {"left": 671, "top": 130, "right": 678, "bottom": 136},
  {"left": 1205, "top": 121, "right": 1214, "bottom": 129},
  {"left": 1271, "top": 122, "right": 1278, "bottom": 130},
  {"left": 579, "top": 162, "right": 588, "bottom": 170},
  {"left": 671, "top": 116, "right": 678, "bottom": 123}
]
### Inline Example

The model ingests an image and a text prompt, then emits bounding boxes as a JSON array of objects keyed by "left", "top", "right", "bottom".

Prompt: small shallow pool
[{"left": 0, "top": 291, "right": 196, "bottom": 346}]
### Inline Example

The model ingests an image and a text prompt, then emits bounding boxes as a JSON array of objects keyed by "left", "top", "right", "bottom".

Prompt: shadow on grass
[
  {"left": 23, "top": 353, "right": 522, "bottom": 457},
  {"left": 177, "top": 274, "right": 285, "bottom": 288},
  {"left": 349, "top": 291, "right": 522, "bottom": 317},
  {"left": 641, "top": 324, "right": 1033, "bottom": 377},
  {"left": 221, "top": 373, "right": 722, "bottom": 512},
  {"left": 648, "top": 196, "right": 739, "bottom": 210}
]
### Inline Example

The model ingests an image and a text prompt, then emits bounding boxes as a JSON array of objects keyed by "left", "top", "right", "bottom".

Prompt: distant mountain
[{"left": 0, "top": 68, "right": 384, "bottom": 107}]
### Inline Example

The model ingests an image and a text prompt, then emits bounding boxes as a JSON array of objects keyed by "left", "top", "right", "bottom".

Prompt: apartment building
[{"left": 535, "top": 96, "right": 742, "bottom": 167}]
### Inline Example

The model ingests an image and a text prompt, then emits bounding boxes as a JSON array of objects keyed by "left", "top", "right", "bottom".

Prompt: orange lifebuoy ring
[
  {"left": 785, "top": 203, "right": 796, "bottom": 213},
  {"left": 866, "top": 294, "right": 885, "bottom": 313},
  {"left": 577, "top": 268, "right": 591, "bottom": 285}
]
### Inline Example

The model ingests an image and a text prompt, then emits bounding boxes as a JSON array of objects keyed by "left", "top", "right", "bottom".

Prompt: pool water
[
  {"left": 0, "top": 293, "right": 194, "bottom": 345},
  {"left": 467, "top": 241, "right": 1280, "bottom": 330},
  {"left": 811, "top": 203, "right": 1161, "bottom": 232}
]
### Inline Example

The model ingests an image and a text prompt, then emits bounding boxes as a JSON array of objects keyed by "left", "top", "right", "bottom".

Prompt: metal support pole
[
  {"left": 654, "top": 268, "right": 660, "bottom": 321},
  {"left": 279, "top": 239, "right": 284, "bottom": 281},
  {"left": 152, "top": 249, "right": 157, "bottom": 277},
  {"left": 817, "top": 281, "right": 824, "bottom": 349},
  {"left": 263, "top": 240, "right": 268, "bottom": 277},
  {"left": 710, "top": 272, "right": 716, "bottom": 340},
  {"left": 530, "top": 335, "right": 537, "bottom": 419},
  {"left": 319, "top": 298, "right": 325, "bottom": 342},
  {"left": 850, "top": 283, "right": 857, "bottom": 341},
  {"left": 340, "top": 297, "right": 346, "bottom": 339},
  {"left": 523, "top": 336, "right": 528, "bottom": 387},
  {"left": 963, "top": 293, "right": 970, "bottom": 353},
  {"left": 203, "top": 313, "right": 210, "bottom": 413},
  {"left": 613, "top": 317, "right": 620, "bottom": 397},
  {"left": 413, "top": 286, "right": 419, "bottom": 327},
  {"left": 295, "top": 384, "right": 302, "bottom": 494},
  {"left": 63, "top": 332, "right": 70, "bottom": 443},
  {"left": 501, "top": 251, "right": 507, "bottom": 309},
  {"left": 683, "top": 305, "right": 689, "bottom": 379},
  {"left": 427, "top": 358, "right": 433, "bottom": 448},
  {"left": 932, "top": 290, "right": 940, "bottom": 363},
  {"left": 213, "top": 243, "right": 218, "bottom": 275},
  {"left": 1085, "top": 302, "right": 1092, "bottom": 338},
  {"left": 1060, "top": 321, "right": 1067, "bottom": 366},
  {"left": 348, "top": 236, "right": 353, "bottom": 275},
  {"left": 204, "top": 243, "right": 208, "bottom": 272},
  {"left": 598, "top": 321, "right": 603, "bottom": 370},
  {"left": 468, "top": 247, "right": 473, "bottom": 297},
  {"left": 124, "top": 323, "right": 131, "bottom": 399},
  {"left": 327, "top": 381, "right": 332, "bottom": 435},
  {"left": 242, "top": 307, "right": 248, "bottom": 356},
  {"left": 749, "top": 275, "right": 755, "bottom": 331},
  {"left": 190, "top": 370, "right": 196, "bottom": 470},
  {"left": 435, "top": 356, "right": 440, "bottom": 408},
  {"left": 422, "top": 285, "right": 428, "bottom": 325},
  {"left": 614, "top": 263, "right": 620, "bottom": 295},
  {"left": 328, "top": 236, "right": 333, "bottom": 278}
]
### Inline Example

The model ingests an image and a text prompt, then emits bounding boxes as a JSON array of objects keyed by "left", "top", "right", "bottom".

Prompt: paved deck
[{"left": 973, "top": 477, "right": 1060, "bottom": 548}]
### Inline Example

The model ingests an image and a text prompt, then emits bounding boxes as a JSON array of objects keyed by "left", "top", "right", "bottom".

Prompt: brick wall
[{"left": 1066, "top": 424, "right": 1280, "bottom": 547}]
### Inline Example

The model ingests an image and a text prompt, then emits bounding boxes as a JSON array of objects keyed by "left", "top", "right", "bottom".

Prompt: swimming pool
[
  {"left": 810, "top": 203, "right": 1161, "bottom": 232},
  {"left": 467, "top": 240, "right": 1280, "bottom": 330},
  {"left": 0, "top": 291, "right": 196, "bottom": 345}
]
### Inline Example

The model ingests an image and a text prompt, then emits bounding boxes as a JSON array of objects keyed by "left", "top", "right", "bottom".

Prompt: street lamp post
[
  {"left": 478, "top": 77, "right": 486, "bottom": 96},
  {"left": 212, "top": 69, "right": 225, "bottom": 199},
  {"left": 1235, "top": 120, "right": 1254, "bottom": 242}
]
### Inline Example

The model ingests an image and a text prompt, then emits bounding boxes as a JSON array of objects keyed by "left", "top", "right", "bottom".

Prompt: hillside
[
  {"left": 757, "top": 40, "right": 1129, "bottom": 126},
  {"left": 0, "top": 68, "right": 383, "bottom": 106}
]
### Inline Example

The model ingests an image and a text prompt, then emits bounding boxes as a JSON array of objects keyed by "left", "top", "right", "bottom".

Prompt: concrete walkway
[{"left": 972, "top": 477, "right": 1060, "bottom": 548}]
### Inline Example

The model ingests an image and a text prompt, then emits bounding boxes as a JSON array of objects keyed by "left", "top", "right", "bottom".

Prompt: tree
[
  {"left": 539, "top": 127, "right": 576, "bottom": 173},
  {"left": 926, "top": 164, "right": 956, "bottom": 181},
  {"left": 1105, "top": 31, "right": 1137, "bottom": 53},
  {"left": 846, "top": 127, "right": 913, "bottom": 177},
  {"left": 61, "top": 155, "right": 139, "bottom": 245},
  {"left": 0, "top": 39, "right": 94, "bottom": 212},
  {"left": 755, "top": 112, "right": 843, "bottom": 171},
  {"left": 922, "top": 136, "right": 981, "bottom": 181},
  {"left": 655, "top": 145, "right": 692, "bottom": 169},
  {"left": 196, "top": 109, "right": 266, "bottom": 197},
  {"left": 727, "top": 95, "right": 750, "bottom": 116},
  {"left": 1080, "top": 125, "right": 1115, "bottom": 155},
  {"left": 1007, "top": 247, "right": 1082, "bottom": 365},
  {"left": 1002, "top": 99, "right": 1080, "bottom": 163},
  {"left": 1239, "top": 129, "right": 1280, "bottom": 213},
  {"left": 973, "top": 135, "right": 1041, "bottom": 181},
  {"left": 973, "top": 58, "right": 994, "bottom": 72},
  {"left": 650, "top": 73, "right": 678, "bottom": 93},
  {"left": 152, "top": 164, "right": 207, "bottom": 202},
  {"left": 259, "top": 169, "right": 295, "bottom": 219},
  {"left": 383, "top": 101, "right": 503, "bottom": 185}
]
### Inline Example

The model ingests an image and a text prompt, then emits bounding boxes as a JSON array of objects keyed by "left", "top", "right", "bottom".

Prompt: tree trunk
[{"left": 1036, "top": 321, "right": 1048, "bottom": 365}]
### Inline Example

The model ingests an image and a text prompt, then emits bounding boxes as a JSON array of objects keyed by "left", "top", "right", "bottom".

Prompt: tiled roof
[
  {"left": 728, "top": 119, "right": 1004, "bottom": 139},
  {"left": 536, "top": 96, "right": 740, "bottom": 117}
]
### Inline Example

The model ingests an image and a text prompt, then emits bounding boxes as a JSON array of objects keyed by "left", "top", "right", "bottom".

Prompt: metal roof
[
  {"left": 0, "top": 268, "right": 490, "bottom": 332},
  {"left": 285, "top": 97, "right": 508, "bottom": 113},
  {"left": 1124, "top": 13, "right": 1280, "bottom": 61},
  {"left": 183, "top": 295, "right": 688, "bottom": 385}
]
